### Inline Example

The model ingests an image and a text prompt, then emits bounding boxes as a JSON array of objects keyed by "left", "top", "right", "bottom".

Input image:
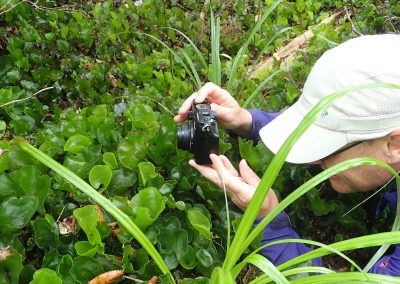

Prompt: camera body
[{"left": 177, "top": 100, "right": 219, "bottom": 164}]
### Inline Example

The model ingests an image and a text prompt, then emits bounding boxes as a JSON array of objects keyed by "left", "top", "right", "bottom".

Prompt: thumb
[{"left": 239, "top": 159, "right": 260, "bottom": 187}]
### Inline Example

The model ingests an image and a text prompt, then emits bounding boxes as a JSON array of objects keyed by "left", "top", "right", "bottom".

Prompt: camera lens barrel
[{"left": 177, "top": 124, "right": 193, "bottom": 152}]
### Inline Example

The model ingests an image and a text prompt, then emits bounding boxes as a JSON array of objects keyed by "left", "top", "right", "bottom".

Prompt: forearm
[{"left": 228, "top": 108, "right": 253, "bottom": 137}]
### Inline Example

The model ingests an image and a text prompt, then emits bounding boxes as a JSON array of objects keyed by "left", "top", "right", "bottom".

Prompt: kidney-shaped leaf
[
  {"left": 0, "top": 195, "right": 38, "bottom": 232},
  {"left": 188, "top": 210, "right": 212, "bottom": 239},
  {"left": 130, "top": 187, "right": 166, "bottom": 230},
  {"left": 73, "top": 205, "right": 102, "bottom": 247},
  {"left": 102, "top": 152, "right": 118, "bottom": 169},
  {"left": 124, "top": 104, "right": 157, "bottom": 130},
  {"left": 31, "top": 268, "right": 62, "bottom": 284},
  {"left": 74, "top": 241, "right": 99, "bottom": 257},
  {"left": 118, "top": 134, "right": 148, "bottom": 169},
  {"left": 154, "top": 216, "right": 189, "bottom": 269},
  {"left": 64, "top": 134, "right": 92, "bottom": 154},
  {"left": 89, "top": 165, "right": 112, "bottom": 191},
  {"left": 179, "top": 245, "right": 196, "bottom": 270},
  {"left": 138, "top": 161, "right": 158, "bottom": 186}
]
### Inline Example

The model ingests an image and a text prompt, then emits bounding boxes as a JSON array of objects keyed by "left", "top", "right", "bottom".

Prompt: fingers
[
  {"left": 189, "top": 159, "right": 222, "bottom": 187},
  {"left": 239, "top": 159, "right": 260, "bottom": 187},
  {"left": 219, "top": 155, "right": 239, "bottom": 177},
  {"left": 174, "top": 92, "right": 198, "bottom": 123},
  {"left": 195, "top": 82, "right": 220, "bottom": 104}
]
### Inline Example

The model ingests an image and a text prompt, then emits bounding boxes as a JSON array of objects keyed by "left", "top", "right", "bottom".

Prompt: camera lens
[{"left": 177, "top": 123, "right": 193, "bottom": 152}]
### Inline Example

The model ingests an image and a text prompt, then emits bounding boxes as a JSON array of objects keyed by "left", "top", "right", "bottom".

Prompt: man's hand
[
  {"left": 189, "top": 154, "right": 279, "bottom": 217},
  {"left": 174, "top": 82, "right": 253, "bottom": 137}
]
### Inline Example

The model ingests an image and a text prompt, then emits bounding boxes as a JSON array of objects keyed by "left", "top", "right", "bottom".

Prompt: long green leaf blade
[
  {"left": 241, "top": 68, "right": 283, "bottom": 108},
  {"left": 253, "top": 266, "right": 335, "bottom": 284},
  {"left": 290, "top": 272, "right": 400, "bottom": 284},
  {"left": 223, "top": 83, "right": 400, "bottom": 270},
  {"left": 161, "top": 27, "right": 208, "bottom": 70},
  {"left": 180, "top": 48, "right": 203, "bottom": 88},
  {"left": 241, "top": 254, "right": 290, "bottom": 284},
  {"left": 210, "top": 8, "right": 221, "bottom": 85},
  {"left": 364, "top": 178, "right": 400, "bottom": 271},
  {"left": 227, "top": 0, "right": 283, "bottom": 88},
  {"left": 226, "top": 46, "right": 247, "bottom": 92},
  {"left": 278, "top": 232, "right": 400, "bottom": 271},
  {"left": 18, "top": 141, "right": 175, "bottom": 283},
  {"left": 245, "top": 158, "right": 400, "bottom": 250}
]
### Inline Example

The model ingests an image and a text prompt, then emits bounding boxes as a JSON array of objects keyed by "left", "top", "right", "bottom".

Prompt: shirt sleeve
[
  {"left": 226, "top": 109, "right": 281, "bottom": 141},
  {"left": 369, "top": 245, "right": 400, "bottom": 276},
  {"left": 370, "top": 191, "right": 400, "bottom": 276},
  {"left": 255, "top": 211, "right": 322, "bottom": 267},
  {"left": 246, "top": 109, "right": 281, "bottom": 141}
]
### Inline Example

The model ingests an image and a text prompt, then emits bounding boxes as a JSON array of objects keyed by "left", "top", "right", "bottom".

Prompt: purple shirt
[{"left": 247, "top": 109, "right": 400, "bottom": 275}]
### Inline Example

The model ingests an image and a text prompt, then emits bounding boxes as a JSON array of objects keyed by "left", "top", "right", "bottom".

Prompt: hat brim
[{"left": 259, "top": 103, "right": 349, "bottom": 164}]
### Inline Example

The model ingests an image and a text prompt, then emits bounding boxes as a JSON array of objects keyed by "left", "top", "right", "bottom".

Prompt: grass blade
[
  {"left": 226, "top": 46, "right": 247, "bottom": 92},
  {"left": 364, "top": 178, "right": 400, "bottom": 271},
  {"left": 210, "top": 7, "right": 221, "bottom": 85},
  {"left": 278, "top": 232, "right": 400, "bottom": 271},
  {"left": 253, "top": 26, "right": 293, "bottom": 67},
  {"left": 223, "top": 83, "right": 400, "bottom": 270},
  {"left": 140, "top": 32, "right": 202, "bottom": 90},
  {"left": 253, "top": 266, "right": 335, "bottom": 284},
  {"left": 290, "top": 272, "right": 400, "bottom": 284},
  {"left": 239, "top": 254, "right": 290, "bottom": 284},
  {"left": 251, "top": 232, "right": 400, "bottom": 284},
  {"left": 241, "top": 68, "right": 283, "bottom": 108},
  {"left": 227, "top": 0, "right": 283, "bottom": 89},
  {"left": 160, "top": 27, "right": 208, "bottom": 70},
  {"left": 96, "top": 31, "right": 202, "bottom": 90},
  {"left": 18, "top": 140, "right": 175, "bottom": 284},
  {"left": 180, "top": 48, "right": 203, "bottom": 89},
  {"left": 245, "top": 158, "right": 400, "bottom": 251}
]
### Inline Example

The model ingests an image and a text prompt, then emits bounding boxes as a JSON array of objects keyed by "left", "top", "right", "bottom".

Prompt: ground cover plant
[{"left": 1, "top": 0, "right": 400, "bottom": 283}]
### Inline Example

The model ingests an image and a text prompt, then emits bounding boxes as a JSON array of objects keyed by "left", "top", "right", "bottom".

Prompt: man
[{"left": 174, "top": 34, "right": 400, "bottom": 275}]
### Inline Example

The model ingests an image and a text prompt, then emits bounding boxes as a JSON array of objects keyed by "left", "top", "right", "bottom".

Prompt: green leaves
[
  {"left": 0, "top": 248, "right": 23, "bottom": 284},
  {"left": 64, "top": 134, "right": 92, "bottom": 154},
  {"left": 0, "top": 196, "right": 38, "bottom": 232},
  {"left": 73, "top": 205, "right": 104, "bottom": 255},
  {"left": 188, "top": 210, "right": 212, "bottom": 239},
  {"left": 89, "top": 165, "right": 112, "bottom": 191},
  {"left": 130, "top": 187, "right": 167, "bottom": 230},
  {"left": 31, "top": 268, "right": 62, "bottom": 284},
  {"left": 32, "top": 215, "right": 60, "bottom": 249},
  {"left": 118, "top": 134, "right": 148, "bottom": 169},
  {"left": 154, "top": 216, "right": 189, "bottom": 269},
  {"left": 125, "top": 104, "right": 157, "bottom": 130},
  {"left": 3, "top": 1, "right": 400, "bottom": 283}
]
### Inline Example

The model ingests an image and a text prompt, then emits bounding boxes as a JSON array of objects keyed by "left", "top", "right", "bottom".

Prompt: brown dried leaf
[
  {"left": 148, "top": 276, "right": 159, "bottom": 284},
  {"left": 88, "top": 269, "right": 124, "bottom": 284},
  {"left": 58, "top": 216, "right": 77, "bottom": 235},
  {"left": 0, "top": 246, "right": 12, "bottom": 261},
  {"left": 95, "top": 204, "right": 105, "bottom": 222}
]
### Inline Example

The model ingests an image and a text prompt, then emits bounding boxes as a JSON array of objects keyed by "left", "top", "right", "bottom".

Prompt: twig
[
  {"left": 0, "top": 0, "right": 28, "bottom": 16},
  {"left": 26, "top": 0, "right": 88, "bottom": 16},
  {"left": 344, "top": 6, "right": 364, "bottom": 36},
  {"left": 0, "top": 86, "right": 54, "bottom": 109},
  {"left": 0, "top": 0, "right": 87, "bottom": 16}
]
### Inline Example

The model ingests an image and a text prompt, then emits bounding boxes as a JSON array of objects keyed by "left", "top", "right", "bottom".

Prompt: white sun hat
[{"left": 259, "top": 34, "right": 400, "bottom": 164}]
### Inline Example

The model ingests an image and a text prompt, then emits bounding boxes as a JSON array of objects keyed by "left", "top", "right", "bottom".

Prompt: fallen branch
[
  {"left": 250, "top": 12, "right": 342, "bottom": 79},
  {"left": 0, "top": 86, "right": 54, "bottom": 109}
]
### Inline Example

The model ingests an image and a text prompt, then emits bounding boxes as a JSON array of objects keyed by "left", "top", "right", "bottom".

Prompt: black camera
[{"left": 177, "top": 100, "right": 219, "bottom": 165}]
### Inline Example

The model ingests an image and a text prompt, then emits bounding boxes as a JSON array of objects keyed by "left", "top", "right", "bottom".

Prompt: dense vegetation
[{"left": 0, "top": 0, "right": 399, "bottom": 283}]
